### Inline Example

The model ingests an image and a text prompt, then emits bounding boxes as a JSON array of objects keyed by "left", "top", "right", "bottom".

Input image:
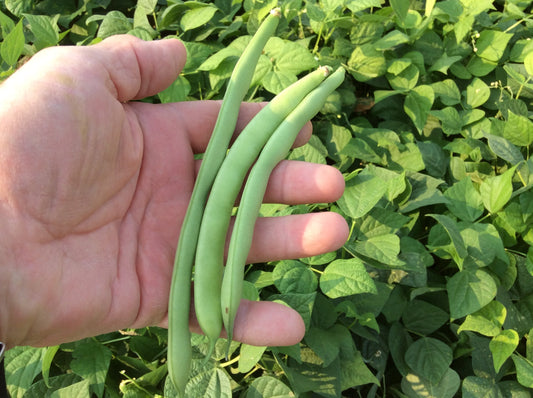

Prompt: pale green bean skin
[
  {"left": 221, "top": 67, "right": 346, "bottom": 346},
  {"left": 194, "top": 67, "right": 331, "bottom": 359},
  {"left": 167, "top": 10, "right": 280, "bottom": 396}
]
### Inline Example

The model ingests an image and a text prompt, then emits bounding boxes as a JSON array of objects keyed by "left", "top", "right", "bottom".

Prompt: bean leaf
[
  {"left": 480, "top": 165, "right": 517, "bottom": 214},
  {"left": 490, "top": 330, "right": 519, "bottom": 372},
  {"left": 320, "top": 258, "right": 377, "bottom": 298},
  {"left": 447, "top": 269, "right": 498, "bottom": 319},
  {"left": 404, "top": 85, "right": 435, "bottom": 133},
  {"left": 245, "top": 376, "right": 293, "bottom": 398},
  {"left": 512, "top": 354, "right": 533, "bottom": 388},
  {"left": 404, "top": 337, "right": 453, "bottom": 384},
  {"left": 337, "top": 170, "right": 387, "bottom": 219}
]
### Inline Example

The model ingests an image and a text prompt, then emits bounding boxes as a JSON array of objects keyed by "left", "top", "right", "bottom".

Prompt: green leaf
[
  {"left": 24, "top": 374, "right": 84, "bottom": 398},
  {"left": 50, "top": 379, "right": 91, "bottom": 398},
  {"left": 460, "top": 222, "right": 508, "bottom": 269},
  {"left": 23, "top": 14, "right": 60, "bottom": 49},
  {"left": 374, "top": 30, "right": 410, "bottom": 51},
  {"left": 158, "top": 75, "right": 191, "bottom": 103},
  {"left": 273, "top": 260, "right": 318, "bottom": 294},
  {"left": 288, "top": 135, "right": 328, "bottom": 164},
  {"left": 431, "top": 106, "right": 463, "bottom": 136},
  {"left": 388, "top": 64, "right": 419, "bottom": 91},
  {"left": 490, "top": 329, "right": 519, "bottom": 372},
  {"left": 467, "top": 55, "right": 498, "bottom": 77},
  {"left": 340, "top": 349, "right": 379, "bottom": 389},
  {"left": 401, "top": 368, "right": 460, "bottom": 398},
  {"left": 428, "top": 54, "right": 462, "bottom": 74},
  {"left": 5, "top": 346, "right": 45, "bottom": 398},
  {"left": 525, "top": 52, "right": 533, "bottom": 76},
  {"left": 447, "top": 269, "right": 498, "bottom": 319},
  {"left": 42, "top": 346, "right": 60, "bottom": 388},
  {"left": 337, "top": 169, "right": 388, "bottom": 219},
  {"left": 480, "top": 165, "right": 517, "bottom": 214},
  {"left": 281, "top": 348, "right": 341, "bottom": 397},
  {"left": 70, "top": 340, "right": 112, "bottom": 398},
  {"left": 137, "top": 0, "right": 158, "bottom": 14},
  {"left": 304, "top": 326, "right": 345, "bottom": 367},
  {"left": 0, "top": 10, "right": 15, "bottom": 37},
  {"left": 404, "top": 85, "right": 435, "bottom": 133},
  {"left": 245, "top": 376, "right": 293, "bottom": 398},
  {"left": 345, "top": 0, "right": 382, "bottom": 13},
  {"left": 462, "top": 376, "right": 503, "bottom": 398},
  {"left": 198, "top": 40, "right": 242, "bottom": 71},
  {"left": 465, "top": 77, "right": 490, "bottom": 108},
  {"left": 428, "top": 213, "right": 468, "bottom": 263},
  {"left": 402, "top": 300, "right": 448, "bottom": 335},
  {"left": 388, "top": 322, "right": 412, "bottom": 376},
  {"left": 238, "top": 344, "right": 267, "bottom": 373},
  {"left": 353, "top": 205, "right": 410, "bottom": 239},
  {"left": 181, "top": 5, "right": 219, "bottom": 32},
  {"left": 353, "top": 234, "right": 404, "bottom": 266},
  {"left": 512, "top": 354, "right": 533, "bottom": 388},
  {"left": 390, "top": 0, "right": 409, "bottom": 22},
  {"left": 387, "top": 58, "right": 411, "bottom": 75},
  {"left": 404, "top": 337, "right": 453, "bottom": 384},
  {"left": 265, "top": 37, "right": 318, "bottom": 76},
  {"left": 431, "top": 79, "right": 461, "bottom": 106},
  {"left": 484, "top": 131, "right": 525, "bottom": 165},
  {"left": 444, "top": 178, "right": 484, "bottom": 222},
  {"left": 475, "top": 30, "right": 513, "bottom": 62},
  {"left": 458, "top": 300, "right": 507, "bottom": 336},
  {"left": 0, "top": 19, "right": 24, "bottom": 66},
  {"left": 185, "top": 358, "right": 232, "bottom": 398},
  {"left": 347, "top": 43, "right": 387, "bottom": 81},
  {"left": 96, "top": 11, "right": 133, "bottom": 39},
  {"left": 261, "top": 69, "right": 297, "bottom": 94},
  {"left": 4, "top": 0, "right": 32, "bottom": 17},
  {"left": 320, "top": 258, "right": 377, "bottom": 298},
  {"left": 503, "top": 111, "right": 533, "bottom": 147},
  {"left": 400, "top": 172, "right": 449, "bottom": 213}
]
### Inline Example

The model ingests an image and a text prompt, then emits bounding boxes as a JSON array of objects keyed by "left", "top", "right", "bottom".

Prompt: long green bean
[
  {"left": 167, "top": 9, "right": 280, "bottom": 395},
  {"left": 194, "top": 66, "right": 331, "bottom": 359},
  {"left": 221, "top": 67, "right": 346, "bottom": 347}
]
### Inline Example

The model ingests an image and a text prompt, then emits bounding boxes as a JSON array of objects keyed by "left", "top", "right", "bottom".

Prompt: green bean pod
[
  {"left": 167, "top": 9, "right": 280, "bottom": 396},
  {"left": 194, "top": 66, "right": 331, "bottom": 359},
  {"left": 221, "top": 67, "right": 346, "bottom": 347}
]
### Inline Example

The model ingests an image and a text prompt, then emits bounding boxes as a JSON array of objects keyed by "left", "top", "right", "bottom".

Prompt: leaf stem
[
  {"left": 220, "top": 354, "right": 240, "bottom": 367},
  {"left": 312, "top": 24, "right": 324, "bottom": 54},
  {"left": 515, "top": 76, "right": 531, "bottom": 100}
]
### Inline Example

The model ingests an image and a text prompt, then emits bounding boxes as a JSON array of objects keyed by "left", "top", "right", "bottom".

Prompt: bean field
[{"left": 1, "top": 0, "right": 533, "bottom": 397}]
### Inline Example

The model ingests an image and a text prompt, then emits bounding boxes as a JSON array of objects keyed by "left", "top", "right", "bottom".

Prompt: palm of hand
[{"left": 0, "top": 36, "right": 348, "bottom": 348}]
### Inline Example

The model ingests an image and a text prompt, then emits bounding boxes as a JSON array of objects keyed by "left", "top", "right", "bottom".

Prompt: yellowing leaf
[{"left": 490, "top": 330, "right": 519, "bottom": 372}]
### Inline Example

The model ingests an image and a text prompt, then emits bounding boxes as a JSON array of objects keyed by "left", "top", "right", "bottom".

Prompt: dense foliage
[{"left": 1, "top": 0, "right": 533, "bottom": 396}]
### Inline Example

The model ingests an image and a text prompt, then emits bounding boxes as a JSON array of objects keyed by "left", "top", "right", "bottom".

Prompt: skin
[{"left": 0, "top": 34, "right": 349, "bottom": 350}]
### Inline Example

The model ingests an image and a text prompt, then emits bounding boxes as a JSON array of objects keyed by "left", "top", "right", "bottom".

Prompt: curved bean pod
[
  {"left": 194, "top": 66, "right": 331, "bottom": 360},
  {"left": 167, "top": 9, "right": 280, "bottom": 395},
  {"left": 221, "top": 67, "right": 346, "bottom": 349}
]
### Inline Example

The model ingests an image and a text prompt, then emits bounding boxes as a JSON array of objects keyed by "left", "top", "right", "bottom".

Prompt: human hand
[{"left": 0, "top": 35, "right": 348, "bottom": 349}]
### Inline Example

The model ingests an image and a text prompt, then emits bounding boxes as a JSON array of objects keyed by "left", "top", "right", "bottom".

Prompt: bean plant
[{"left": 1, "top": 0, "right": 533, "bottom": 397}]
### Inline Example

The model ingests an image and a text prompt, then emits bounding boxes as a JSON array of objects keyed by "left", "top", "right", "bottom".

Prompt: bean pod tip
[
  {"left": 270, "top": 7, "right": 282, "bottom": 17},
  {"left": 319, "top": 65, "right": 332, "bottom": 77}
]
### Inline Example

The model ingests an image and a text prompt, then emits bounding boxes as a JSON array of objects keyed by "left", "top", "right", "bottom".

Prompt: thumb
[{"left": 93, "top": 35, "right": 187, "bottom": 102}]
